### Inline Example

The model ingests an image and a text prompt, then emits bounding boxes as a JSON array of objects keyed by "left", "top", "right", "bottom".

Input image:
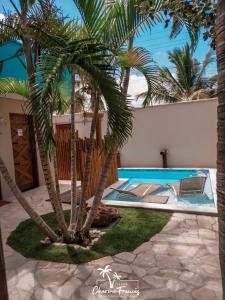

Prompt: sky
[{"left": 0, "top": 0, "right": 217, "bottom": 104}]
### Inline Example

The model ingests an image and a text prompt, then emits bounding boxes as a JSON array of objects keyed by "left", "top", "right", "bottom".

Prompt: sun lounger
[
  {"left": 111, "top": 184, "right": 162, "bottom": 197},
  {"left": 142, "top": 195, "right": 169, "bottom": 204},
  {"left": 168, "top": 176, "right": 207, "bottom": 196}
]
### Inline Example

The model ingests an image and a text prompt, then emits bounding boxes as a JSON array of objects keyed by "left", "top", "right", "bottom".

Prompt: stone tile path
[{"left": 0, "top": 185, "right": 222, "bottom": 300}]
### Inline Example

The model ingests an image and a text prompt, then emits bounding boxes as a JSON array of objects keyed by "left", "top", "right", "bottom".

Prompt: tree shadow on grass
[{"left": 7, "top": 208, "right": 171, "bottom": 264}]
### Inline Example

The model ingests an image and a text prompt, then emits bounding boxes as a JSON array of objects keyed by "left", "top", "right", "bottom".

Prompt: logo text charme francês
[{"left": 92, "top": 265, "right": 140, "bottom": 297}]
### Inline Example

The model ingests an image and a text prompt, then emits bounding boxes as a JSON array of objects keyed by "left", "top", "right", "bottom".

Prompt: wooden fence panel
[
  {"left": 55, "top": 124, "right": 71, "bottom": 180},
  {"left": 55, "top": 124, "right": 118, "bottom": 199}
]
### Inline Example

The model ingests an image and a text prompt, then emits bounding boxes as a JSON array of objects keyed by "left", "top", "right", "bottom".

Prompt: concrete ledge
[{"left": 101, "top": 199, "right": 218, "bottom": 216}]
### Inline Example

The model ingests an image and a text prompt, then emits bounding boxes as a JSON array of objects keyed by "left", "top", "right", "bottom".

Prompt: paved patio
[{"left": 0, "top": 185, "right": 222, "bottom": 300}]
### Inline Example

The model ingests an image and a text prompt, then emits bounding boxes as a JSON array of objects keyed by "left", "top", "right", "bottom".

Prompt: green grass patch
[{"left": 7, "top": 208, "right": 171, "bottom": 264}]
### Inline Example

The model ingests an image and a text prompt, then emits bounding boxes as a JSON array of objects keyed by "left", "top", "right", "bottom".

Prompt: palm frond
[
  {"left": 0, "top": 16, "right": 20, "bottom": 46},
  {"left": 78, "top": 60, "right": 133, "bottom": 147},
  {"left": 106, "top": 0, "right": 164, "bottom": 49},
  {"left": 168, "top": 45, "right": 194, "bottom": 94},
  {"left": 74, "top": 0, "right": 164, "bottom": 50},
  {"left": 159, "top": 66, "right": 184, "bottom": 95},
  {"left": 154, "top": 44, "right": 216, "bottom": 103},
  {"left": 28, "top": 84, "right": 55, "bottom": 155},
  {"left": 50, "top": 81, "right": 69, "bottom": 115},
  {"left": 195, "top": 50, "right": 215, "bottom": 85},
  {"left": 169, "top": 16, "right": 199, "bottom": 49},
  {"left": 35, "top": 39, "right": 133, "bottom": 148},
  {"left": 0, "top": 78, "right": 29, "bottom": 98},
  {"left": 118, "top": 47, "right": 158, "bottom": 106},
  {"left": 73, "top": 0, "right": 105, "bottom": 40}
]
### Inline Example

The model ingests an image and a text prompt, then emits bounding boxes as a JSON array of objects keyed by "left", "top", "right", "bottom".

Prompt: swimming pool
[{"left": 104, "top": 168, "right": 215, "bottom": 209}]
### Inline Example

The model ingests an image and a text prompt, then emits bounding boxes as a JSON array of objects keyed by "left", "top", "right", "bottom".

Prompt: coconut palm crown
[
  {"left": 139, "top": 44, "right": 217, "bottom": 105},
  {"left": 157, "top": 44, "right": 217, "bottom": 103}
]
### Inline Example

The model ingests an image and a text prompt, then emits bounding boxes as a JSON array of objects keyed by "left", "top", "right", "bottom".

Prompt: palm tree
[
  {"left": 76, "top": 0, "right": 203, "bottom": 237},
  {"left": 0, "top": 77, "right": 70, "bottom": 242},
  {"left": 32, "top": 0, "right": 161, "bottom": 238},
  {"left": 81, "top": 0, "right": 217, "bottom": 242},
  {"left": 36, "top": 34, "right": 134, "bottom": 238},
  {"left": 1, "top": 0, "right": 135, "bottom": 243},
  {"left": 0, "top": 0, "right": 130, "bottom": 244},
  {"left": 76, "top": 85, "right": 101, "bottom": 231},
  {"left": 72, "top": 0, "right": 200, "bottom": 237},
  {"left": 70, "top": 0, "right": 162, "bottom": 237},
  {"left": 114, "top": 0, "right": 203, "bottom": 100},
  {"left": 0, "top": 0, "right": 72, "bottom": 241},
  {"left": 0, "top": 12, "right": 71, "bottom": 241},
  {"left": 104, "top": 0, "right": 163, "bottom": 95},
  {"left": 139, "top": 44, "right": 217, "bottom": 105},
  {"left": 216, "top": 1, "right": 225, "bottom": 299},
  {"left": 1, "top": 0, "right": 201, "bottom": 245},
  {"left": 76, "top": 47, "right": 158, "bottom": 233},
  {"left": 69, "top": 72, "right": 78, "bottom": 232},
  {"left": 0, "top": 78, "right": 67, "bottom": 241}
]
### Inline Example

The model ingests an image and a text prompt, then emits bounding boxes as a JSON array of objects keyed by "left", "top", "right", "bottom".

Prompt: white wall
[
  {"left": 119, "top": 99, "right": 217, "bottom": 168},
  {"left": 53, "top": 99, "right": 217, "bottom": 168}
]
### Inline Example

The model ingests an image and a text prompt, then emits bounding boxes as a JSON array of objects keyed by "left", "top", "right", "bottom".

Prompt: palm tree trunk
[
  {"left": 53, "top": 157, "right": 61, "bottom": 208},
  {"left": 52, "top": 117, "right": 61, "bottom": 205},
  {"left": 80, "top": 36, "right": 133, "bottom": 238},
  {"left": 121, "top": 36, "right": 134, "bottom": 95},
  {"left": 81, "top": 144, "right": 116, "bottom": 235},
  {"left": 69, "top": 73, "right": 78, "bottom": 232},
  {"left": 0, "top": 156, "right": 59, "bottom": 242},
  {"left": 23, "top": 33, "right": 70, "bottom": 242},
  {"left": 35, "top": 130, "right": 70, "bottom": 241},
  {"left": 76, "top": 89, "right": 100, "bottom": 230},
  {"left": 216, "top": 2, "right": 225, "bottom": 299}
]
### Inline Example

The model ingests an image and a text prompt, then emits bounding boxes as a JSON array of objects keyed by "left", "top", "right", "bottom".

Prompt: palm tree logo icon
[{"left": 98, "top": 265, "right": 122, "bottom": 289}]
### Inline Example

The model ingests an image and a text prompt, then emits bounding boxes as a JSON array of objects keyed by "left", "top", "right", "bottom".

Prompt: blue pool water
[{"left": 104, "top": 169, "right": 215, "bottom": 208}]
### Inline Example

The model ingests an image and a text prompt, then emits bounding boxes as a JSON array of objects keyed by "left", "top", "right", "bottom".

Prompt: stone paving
[{"left": 0, "top": 185, "right": 222, "bottom": 300}]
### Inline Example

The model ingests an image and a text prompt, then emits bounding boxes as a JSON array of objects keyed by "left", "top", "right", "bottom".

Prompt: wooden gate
[
  {"left": 55, "top": 124, "right": 118, "bottom": 199},
  {"left": 10, "top": 114, "right": 38, "bottom": 191}
]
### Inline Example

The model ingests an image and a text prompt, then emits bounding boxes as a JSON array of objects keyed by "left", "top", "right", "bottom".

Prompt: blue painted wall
[{"left": 0, "top": 42, "right": 27, "bottom": 80}]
